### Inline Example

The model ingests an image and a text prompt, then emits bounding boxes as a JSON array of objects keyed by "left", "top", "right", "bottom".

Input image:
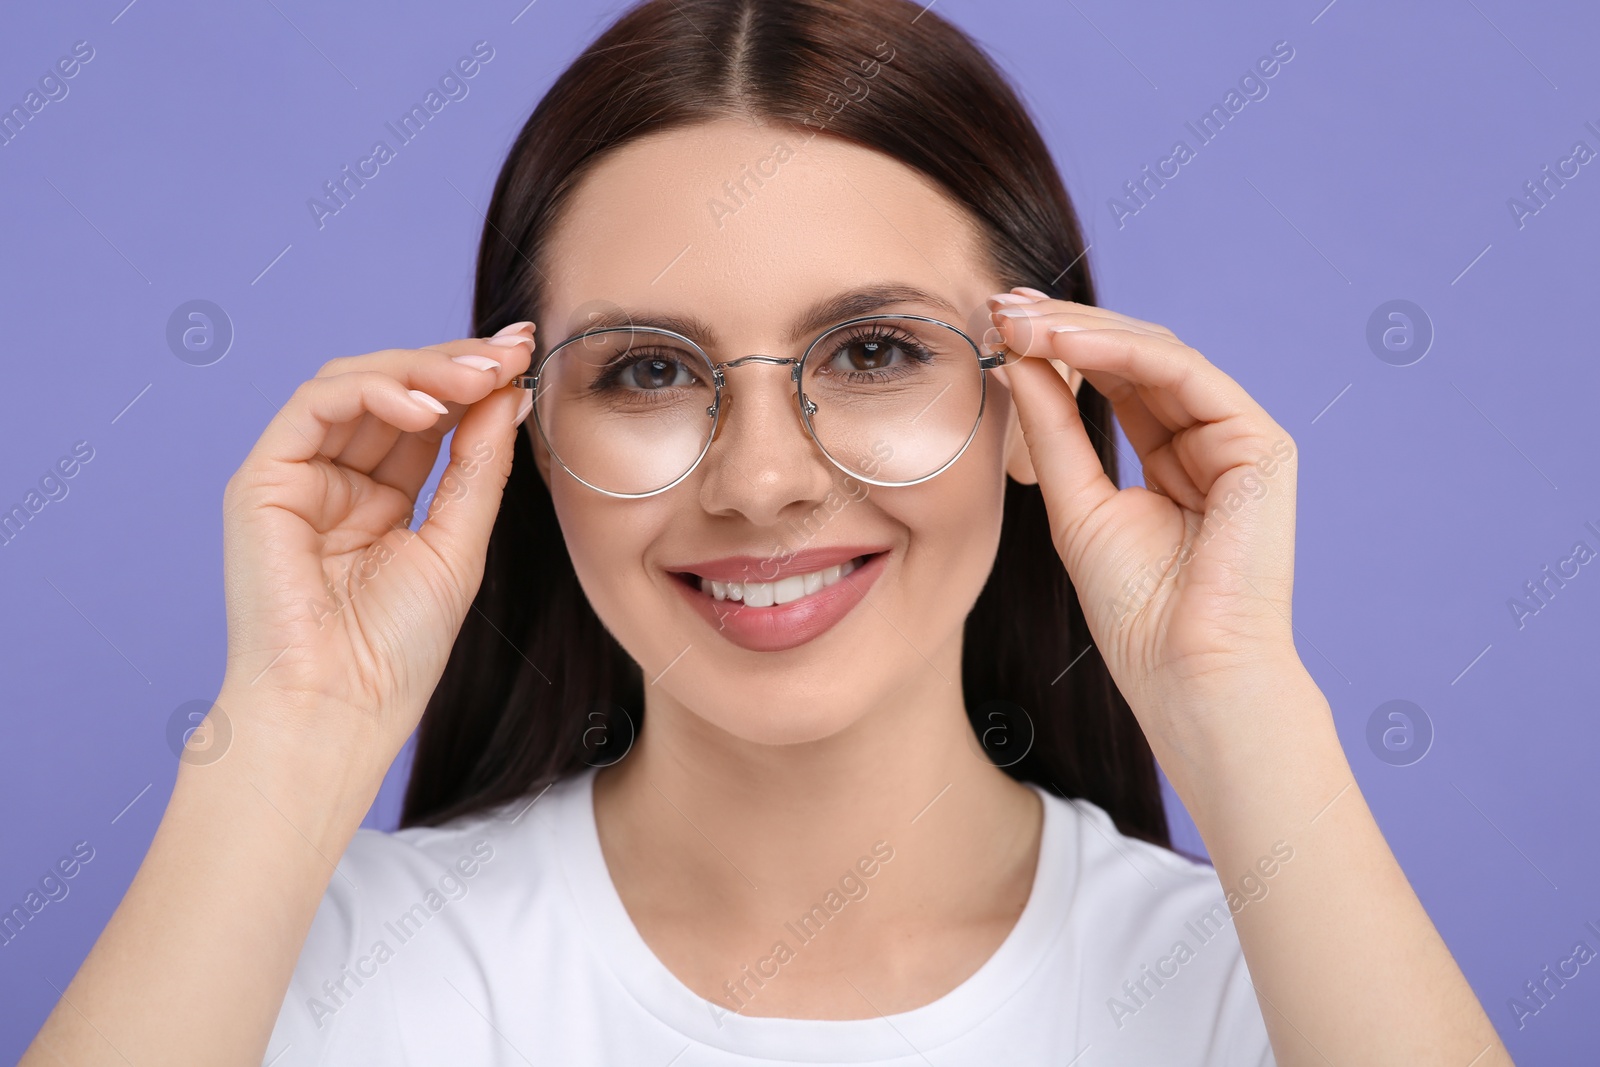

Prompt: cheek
[
  {"left": 548, "top": 481, "right": 670, "bottom": 646},
  {"left": 881, "top": 412, "right": 1010, "bottom": 623}
]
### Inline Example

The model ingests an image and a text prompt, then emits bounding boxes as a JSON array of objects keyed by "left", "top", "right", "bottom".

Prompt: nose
[{"left": 695, "top": 359, "right": 840, "bottom": 526}]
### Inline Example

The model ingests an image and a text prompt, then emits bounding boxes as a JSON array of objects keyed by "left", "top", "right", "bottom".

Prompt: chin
[{"left": 681, "top": 687, "right": 871, "bottom": 748}]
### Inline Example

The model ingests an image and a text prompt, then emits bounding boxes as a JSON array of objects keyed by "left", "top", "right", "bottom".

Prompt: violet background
[{"left": 2, "top": 0, "right": 1597, "bottom": 1062}]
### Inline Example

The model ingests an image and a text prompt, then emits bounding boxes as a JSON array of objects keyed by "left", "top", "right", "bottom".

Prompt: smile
[
  {"left": 698, "top": 555, "right": 866, "bottom": 606},
  {"left": 666, "top": 549, "right": 891, "bottom": 653}
]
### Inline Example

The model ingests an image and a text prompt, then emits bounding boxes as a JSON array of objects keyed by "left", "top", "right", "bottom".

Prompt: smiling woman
[{"left": 22, "top": 1, "right": 1511, "bottom": 1065}]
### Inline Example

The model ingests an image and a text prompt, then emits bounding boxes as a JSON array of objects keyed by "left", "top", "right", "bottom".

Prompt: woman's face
[{"left": 530, "top": 117, "right": 1048, "bottom": 747}]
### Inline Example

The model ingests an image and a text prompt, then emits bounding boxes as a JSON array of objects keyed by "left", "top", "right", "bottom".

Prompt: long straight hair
[{"left": 400, "top": 0, "right": 1173, "bottom": 851}]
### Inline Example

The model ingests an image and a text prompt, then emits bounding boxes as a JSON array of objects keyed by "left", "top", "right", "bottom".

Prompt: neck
[{"left": 591, "top": 651, "right": 1043, "bottom": 977}]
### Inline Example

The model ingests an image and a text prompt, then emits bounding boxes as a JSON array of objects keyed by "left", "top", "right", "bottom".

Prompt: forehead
[{"left": 540, "top": 118, "right": 1000, "bottom": 346}]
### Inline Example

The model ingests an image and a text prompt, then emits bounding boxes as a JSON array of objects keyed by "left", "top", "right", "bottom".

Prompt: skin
[
  {"left": 532, "top": 118, "right": 1070, "bottom": 1018},
  {"left": 20, "top": 116, "right": 1511, "bottom": 1065},
  {"left": 530, "top": 118, "right": 1517, "bottom": 1060}
]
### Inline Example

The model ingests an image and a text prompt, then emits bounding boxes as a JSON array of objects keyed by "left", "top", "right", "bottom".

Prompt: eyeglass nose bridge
[{"left": 707, "top": 353, "right": 815, "bottom": 417}]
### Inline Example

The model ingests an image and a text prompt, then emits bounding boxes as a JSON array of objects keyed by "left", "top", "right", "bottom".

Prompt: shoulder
[
  {"left": 1036, "top": 788, "right": 1276, "bottom": 1065},
  {"left": 342, "top": 799, "right": 525, "bottom": 898},
  {"left": 329, "top": 772, "right": 593, "bottom": 917},
  {"left": 1044, "top": 789, "right": 1230, "bottom": 913},
  {"left": 261, "top": 775, "right": 590, "bottom": 1065},
  {"left": 320, "top": 777, "right": 588, "bottom": 948}
]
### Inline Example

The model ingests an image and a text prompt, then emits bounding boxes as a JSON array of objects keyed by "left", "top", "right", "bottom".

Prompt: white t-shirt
[{"left": 264, "top": 767, "right": 1276, "bottom": 1065}]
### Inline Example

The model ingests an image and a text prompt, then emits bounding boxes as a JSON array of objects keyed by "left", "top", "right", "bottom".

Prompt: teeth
[{"left": 700, "top": 556, "right": 863, "bottom": 606}]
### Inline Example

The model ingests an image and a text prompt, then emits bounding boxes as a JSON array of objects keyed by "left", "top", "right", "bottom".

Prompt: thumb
[
  {"left": 1002, "top": 354, "right": 1119, "bottom": 555},
  {"left": 411, "top": 382, "right": 522, "bottom": 594}
]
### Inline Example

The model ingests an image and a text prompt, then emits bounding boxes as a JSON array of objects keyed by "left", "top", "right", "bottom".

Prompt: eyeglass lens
[{"left": 532, "top": 316, "right": 987, "bottom": 496}]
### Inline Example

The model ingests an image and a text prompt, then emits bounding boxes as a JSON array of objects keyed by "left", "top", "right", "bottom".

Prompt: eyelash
[
  {"left": 586, "top": 324, "right": 936, "bottom": 395},
  {"left": 819, "top": 325, "right": 935, "bottom": 382},
  {"left": 588, "top": 346, "right": 703, "bottom": 399}
]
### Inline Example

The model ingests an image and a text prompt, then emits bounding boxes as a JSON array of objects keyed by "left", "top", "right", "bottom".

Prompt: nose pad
[
  {"left": 711, "top": 391, "right": 733, "bottom": 445},
  {"left": 709, "top": 363, "right": 810, "bottom": 450},
  {"left": 697, "top": 363, "right": 839, "bottom": 519}
]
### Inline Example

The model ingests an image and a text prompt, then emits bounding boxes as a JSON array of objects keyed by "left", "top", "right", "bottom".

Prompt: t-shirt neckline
[{"left": 550, "top": 766, "right": 1075, "bottom": 1061}]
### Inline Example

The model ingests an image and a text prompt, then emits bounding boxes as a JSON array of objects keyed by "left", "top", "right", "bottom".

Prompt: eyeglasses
[{"left": 510, "top": 313, "right": 1008, "bottom": 498}]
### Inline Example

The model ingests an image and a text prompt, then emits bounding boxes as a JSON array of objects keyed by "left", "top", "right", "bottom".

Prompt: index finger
[
  {"left": 313, "top": 330, "right": 535, "bottom": 463},
  {"left": 994, "top": 311, "right": 1251, "bottom": 431},
  {"left": 1007, "top": 290, "right": 1181, "bottom": 341},
  {"left": 249, "top": 334, "right": 533, "bottom": 472}
]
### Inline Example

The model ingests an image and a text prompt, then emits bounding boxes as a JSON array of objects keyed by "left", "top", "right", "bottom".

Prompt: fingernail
[
  {"left": 514, "top": 392, "right": 533, "bottom": 427},
  {"left": 493, "top": 321, "right": 534, "bottom": 337},
  {"left": 995, "top": 305, "right": 1048, "bottom": 318},
  {"left": 452, "top": 354, "right": 500, "bottom": 372},
  {"left": 407, "top": 389, "right": 449, "bottom": 414},
  {"left": 988, "top": 293, "right": 1036, "bottom": 307},
  {"left": 487, "top": 334, "right": 534, "bottom": 347},
  {"left": 1014, "top": 287, "right": 1052, "bottom": 300}
]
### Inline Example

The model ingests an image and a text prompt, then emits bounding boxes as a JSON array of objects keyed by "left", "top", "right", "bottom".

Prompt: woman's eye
[
  {"left": 624, "top": 357, "right": 695, "bottom": 390},
  {"left": 829, "top": 337, "right": 903, "bottom": 373}
]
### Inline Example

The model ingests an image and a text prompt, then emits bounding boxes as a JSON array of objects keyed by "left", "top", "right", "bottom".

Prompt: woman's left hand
[{"left": 986, "top": 289, "right": 1307, "bottom": 765}]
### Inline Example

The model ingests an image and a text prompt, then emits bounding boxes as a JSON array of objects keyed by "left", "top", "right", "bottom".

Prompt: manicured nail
[
  {"left": 487, "top": 334, "right": 534, "bottom": 347},
  {"left": 451, "top": 354, "right": 500, "bottom": 372},
  {"left": 994, "top": 305, "right": 1048, "bottom": 318},
  {"left": 1014, "top": 287, "right": 1052, "bottom": 300},
  {"left": 988, "top": 293, "right": 1036, "bottom": 306},
  {"left": 407, "top": 389, "right": 449, "bottom": 414},
  {"left": 493, "top": 321, "right": 534, "bottom": 337},
  {"left": 514, "top": 392, "right": 533, "bottom": 427}
]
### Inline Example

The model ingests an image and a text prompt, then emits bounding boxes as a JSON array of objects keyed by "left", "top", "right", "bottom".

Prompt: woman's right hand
[
  {"left": 212, "top": 324, "right": 535, "bottom": 776},
  {"left": 19, "top": 328, "right": 539, "bottom": 1067}
]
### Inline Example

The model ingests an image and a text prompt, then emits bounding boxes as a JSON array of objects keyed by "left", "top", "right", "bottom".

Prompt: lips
[
  {"left": 665, "top": 547, "right": 891, "bottom": 653},
  {"left": 664, "top": 544, "right": 891, "bottom": 584}
]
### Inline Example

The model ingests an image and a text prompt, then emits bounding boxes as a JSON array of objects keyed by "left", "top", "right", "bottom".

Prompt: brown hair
[{"left": 401, "top": 0, "right": 1173, "bottom": 853}]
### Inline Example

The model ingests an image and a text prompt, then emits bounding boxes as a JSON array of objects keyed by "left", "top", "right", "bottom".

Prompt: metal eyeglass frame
[{"left": 509, "top": 312, "right": 1009, "bottom": 499}]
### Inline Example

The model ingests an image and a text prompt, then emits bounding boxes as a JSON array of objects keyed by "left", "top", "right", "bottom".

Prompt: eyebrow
[{"left": 567, "top": 284, "right": 964, "bottom": 351}]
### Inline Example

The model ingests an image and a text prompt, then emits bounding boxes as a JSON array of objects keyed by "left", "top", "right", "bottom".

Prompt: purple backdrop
[{"left": 2, "top": 0, "right": 1596, "bottom": 1062}]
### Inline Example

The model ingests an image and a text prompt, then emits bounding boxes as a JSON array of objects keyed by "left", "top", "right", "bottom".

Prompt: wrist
[
  {"left": 1141, "top": 662, "right": 1346, "bottom": 816},
  {"left": 176, "top": 685, "right": 398, "bottom": 851},
  {"left": 172, "top": 750, "right": 381, "bottom": 862},
  {"left": 212, "top": 676, "right": 409, "bottom": 771}
]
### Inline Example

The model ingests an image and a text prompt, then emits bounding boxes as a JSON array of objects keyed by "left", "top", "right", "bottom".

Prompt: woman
[{"left": 23, "top": 0, "right": 1509, "bottom": 1063}]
